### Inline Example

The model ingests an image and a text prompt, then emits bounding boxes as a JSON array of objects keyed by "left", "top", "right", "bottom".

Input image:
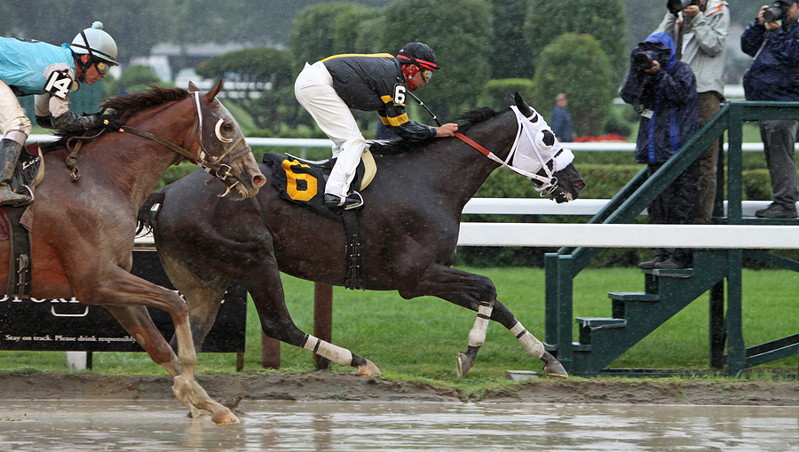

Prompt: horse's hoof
[
  {"left": 456, "top": 352, "right": 473, "bottom": 378},
  {"left": 212, "top": 409, "right": 241, "bottom": 425},
  {"left": 356, "top": 360, "right": 382, "bottom": 377},
  {"left": 542, "top": 352, "right": 569, "bottom": 378}
]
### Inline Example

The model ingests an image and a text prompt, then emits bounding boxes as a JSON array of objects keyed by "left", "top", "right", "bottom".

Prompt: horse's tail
[{"left": 136, "top": 191, "right": 165, "bottom": 237}]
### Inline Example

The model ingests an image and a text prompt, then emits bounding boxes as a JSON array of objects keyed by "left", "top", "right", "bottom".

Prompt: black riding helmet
[{"left": 396, "top": 42, "right": 439, "bottom": 71}]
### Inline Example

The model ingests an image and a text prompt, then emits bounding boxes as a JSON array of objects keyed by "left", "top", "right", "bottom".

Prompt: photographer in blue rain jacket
[{"left": 621, "top": 31, "right": 699, "bottom": 270}]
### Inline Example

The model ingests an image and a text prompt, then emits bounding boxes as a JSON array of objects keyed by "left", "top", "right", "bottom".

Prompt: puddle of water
[{"left": 0, "top": 400, "right": 797, "bottom": 451}]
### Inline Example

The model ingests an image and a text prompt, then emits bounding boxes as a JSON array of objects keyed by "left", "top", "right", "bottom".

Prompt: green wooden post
[
  {"left": 544, "top": 253, "right": 558, "bottom": 346},
  {"left": 709, "top": 279, "right": 726, "bottom": 369},
  {"left": 556, "top": 255, "right": 574, "bottom": 372},
  {"left": 726, "top": 249, "right": 745, "bottom": 375},
  {"left": 726, "top": 103, "right": 744, "bottom": 224}
]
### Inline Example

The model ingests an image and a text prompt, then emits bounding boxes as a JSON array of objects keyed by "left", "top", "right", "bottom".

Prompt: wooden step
[
  {"left": 645, "top": 268, "right": 694, "bottom": 279},
  {"left": 576, "top": 317, "right": 626, "bottom": 344},
  {"left": 608, "top": 292, "right": 660, "bottom": 302}
]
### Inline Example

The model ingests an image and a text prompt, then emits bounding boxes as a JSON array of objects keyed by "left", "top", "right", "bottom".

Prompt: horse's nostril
[
  {"left": 574, "top": 179, "right": 586, "bottom": 190},
  {"left": 253, "top": 174, "right": 267, "bottom": 187}
]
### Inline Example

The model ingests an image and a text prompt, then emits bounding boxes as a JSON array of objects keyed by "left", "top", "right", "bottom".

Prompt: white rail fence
[{"left": 28, "top": 135, "right": 798, "bottom": 249}]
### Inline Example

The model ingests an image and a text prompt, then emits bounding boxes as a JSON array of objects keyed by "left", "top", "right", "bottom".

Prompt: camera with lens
[
  {"left": 632, "top": 50, "right": 659, "bottom": 72},
  {"left": 763, "top": 1, "right": 789, "bottom": 22},
  {"left": 667, "top": 0, "right": 699, "bottom": 15}
]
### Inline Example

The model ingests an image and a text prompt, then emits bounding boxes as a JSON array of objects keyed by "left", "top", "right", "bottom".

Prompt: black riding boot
[{"left": 0, "top": 139, "right": 32, "bottom": 206}]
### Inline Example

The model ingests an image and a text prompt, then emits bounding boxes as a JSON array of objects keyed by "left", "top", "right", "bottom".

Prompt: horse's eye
[
  {"left": 529, "top": 113, "right": 539, "bottom": 123},
  {"left": 214, "top": 118, "right": 234, "bottom": 143}
]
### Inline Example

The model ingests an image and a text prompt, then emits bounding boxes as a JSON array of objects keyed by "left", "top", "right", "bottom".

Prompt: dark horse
[
  {"left": 0, "top": 82, "right": 265, "bottom": 424},
  {"left": 139, "top": 93, "right": 585, "bottom": 378}
]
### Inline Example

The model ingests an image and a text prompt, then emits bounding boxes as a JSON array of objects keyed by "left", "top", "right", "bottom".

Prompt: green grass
[{"left": 1, "top": 267, "right": 796, "bottom": 385}]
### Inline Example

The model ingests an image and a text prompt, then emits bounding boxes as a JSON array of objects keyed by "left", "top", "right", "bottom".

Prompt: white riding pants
[
  {"left": 0, "top": 80, "right": 31, "bottom": 144},
  {"left": 294, "top": 61, "right": 367, "bottom": 198}
]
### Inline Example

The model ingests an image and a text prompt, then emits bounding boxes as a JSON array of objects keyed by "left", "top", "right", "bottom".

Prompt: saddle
[
  {"left": 263, "top": 148, "right": 377, "bottom": 222},
  {"left": 1, "top": 143, "right": 45, "bottom": 297},
  {"left": 263, "top": 148, "right": 380, "bottom": 290}
]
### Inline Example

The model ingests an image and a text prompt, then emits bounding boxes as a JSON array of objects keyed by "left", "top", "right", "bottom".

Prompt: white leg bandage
[
  {"left": 302, "top": 334, "right": 353, "bottom": 366},
  {"left": 510, "top": 321, "right": 545, "bottom": 359},
  {"left": 467, "top": 301, "right": 493, "bottom": 348}
]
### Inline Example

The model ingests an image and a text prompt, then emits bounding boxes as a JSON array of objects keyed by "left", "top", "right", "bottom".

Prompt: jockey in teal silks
[{"left": 0, "top": 21, "right": 120, "bottom": 206}]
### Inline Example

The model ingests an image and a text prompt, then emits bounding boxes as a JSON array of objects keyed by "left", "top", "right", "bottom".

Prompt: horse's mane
[
  {"left": 43, "top": 85, "right": 189, "bottom": 150},
  {"left": 370, "top": 106, "right": 500, "bottom": 156}
]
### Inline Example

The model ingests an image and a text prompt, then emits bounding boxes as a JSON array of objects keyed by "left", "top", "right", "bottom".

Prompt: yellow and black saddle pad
[{"left": 263, "top": 150, "right": 376, "bottom": 222}]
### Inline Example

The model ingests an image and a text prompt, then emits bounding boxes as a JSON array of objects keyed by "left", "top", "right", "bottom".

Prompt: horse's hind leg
[
  {"left": 248, "top": 262, "right": 381, "bottom": 377},
  {"left": 158, "top": 250, "right": 228, "bottom": 350}
]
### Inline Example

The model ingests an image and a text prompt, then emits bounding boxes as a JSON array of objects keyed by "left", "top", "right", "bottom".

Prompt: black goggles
[{"left": 93, "top": 59, "right": 110, "bottom": 75}]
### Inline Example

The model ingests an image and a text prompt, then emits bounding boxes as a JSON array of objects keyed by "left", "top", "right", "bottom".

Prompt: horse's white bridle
[
  {"left": 502, "top": 105, "right": 575, "bottom": 194},
  {"left": 455, "top": 104, "right": 575, "bottom": 196}
]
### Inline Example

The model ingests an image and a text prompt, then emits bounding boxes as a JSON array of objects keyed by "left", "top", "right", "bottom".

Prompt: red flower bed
[{"left": 573, "top": 134, "right": 628, "bottom": 142}]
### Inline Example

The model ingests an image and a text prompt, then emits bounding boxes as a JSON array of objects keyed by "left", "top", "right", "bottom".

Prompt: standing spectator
[
  {"left": 550, "top": 93, "right": 574, "bottom": 142},
  {"left": 741, "top": 1, "right": 799, "bottom": 218},
  {"left": 621, "top": 31, "right": 699, "bottom": 269},
  {"left": 657, "top": 0, "right": 729, "bottom": 224}
]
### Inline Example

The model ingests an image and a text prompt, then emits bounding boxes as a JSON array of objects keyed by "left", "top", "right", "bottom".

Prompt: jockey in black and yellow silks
[{"left": 294, "top": 42, "right": 458, "bottom": 210}]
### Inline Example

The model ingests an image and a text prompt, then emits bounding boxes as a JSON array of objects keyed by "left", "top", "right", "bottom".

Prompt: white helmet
[{"left": 70, "top": 21, "right": 118, "bottom": 65}]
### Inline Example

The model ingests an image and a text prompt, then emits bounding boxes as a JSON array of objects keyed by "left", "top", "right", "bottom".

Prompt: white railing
[
  {"left": 26, "top": 134, "right": 784, "bottom": 152},
  {"left": 134, "top": 197, "right": 798, "bottom": 249},
  {"left": 29, "top": 135, "right": 795, "bottom": 250}
]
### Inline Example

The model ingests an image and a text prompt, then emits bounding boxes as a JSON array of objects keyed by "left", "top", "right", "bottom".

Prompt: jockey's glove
[{"left": 95, "top": 113, "right": 123, "bottom": 132}]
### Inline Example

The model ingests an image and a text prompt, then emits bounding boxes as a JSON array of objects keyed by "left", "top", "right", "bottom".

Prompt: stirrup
[
  {"left": 0, "top": 185, "right": 32, "bottom": 207},
  {"left": 343, "top": 191, "right": 364, "bottom": 210}
]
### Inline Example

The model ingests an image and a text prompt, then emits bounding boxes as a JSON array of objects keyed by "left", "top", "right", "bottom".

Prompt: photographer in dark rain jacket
[{"left": 621, "top": 31, "right": 699, "bottom": 269}]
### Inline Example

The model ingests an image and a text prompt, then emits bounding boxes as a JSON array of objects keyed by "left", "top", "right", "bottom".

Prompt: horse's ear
[
  {"left": 514, "top": 92, "right": 533, "bottom": 116},
  {"left": 204, "top": 79, "right": 224, "bottom": 103},
  {"left": 188, "top": 81, "right": 200, "bottom": 92}
]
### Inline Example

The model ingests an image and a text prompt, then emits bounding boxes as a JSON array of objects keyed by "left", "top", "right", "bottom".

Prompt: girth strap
[{"left": 342, "top": 209, "right": 366, "bottom": 290}]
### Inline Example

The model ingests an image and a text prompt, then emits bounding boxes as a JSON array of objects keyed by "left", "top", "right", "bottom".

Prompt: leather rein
[{"left": 66, "top": 91, "right": 250, "bottom": 184}]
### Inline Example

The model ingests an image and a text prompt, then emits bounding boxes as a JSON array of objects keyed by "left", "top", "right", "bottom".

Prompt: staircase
[
  {"left": 544, "top": 101, "right": 799, "bottom": 377},
  {"left": 569, "top": 250, "right": 728, "bottom": 375}
]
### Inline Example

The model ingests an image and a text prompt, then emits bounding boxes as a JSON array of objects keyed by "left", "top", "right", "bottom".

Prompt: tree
[
  {"left": 196, "top": 48, "right": 298, "bottom": 130},
  {"left": 525, "top": 0, "right": 628, "bottom": 83},
  {"left": 532, "top": 33, "right": 615, "bottom": 137},
  {"left": 479, "top": 79, "right": 536, "bottom": 112},
  {"left": 103, "top": 65, "right": 164, "bottom": 98},
  {"left": 489, "top": 0, "right": 534, "bottom": 79},
  {"left": 380, "top": 0, "right": 492, "bottom": 121},
  {"left": 290, "top": 3, "right": 378, "bottom": 65}
]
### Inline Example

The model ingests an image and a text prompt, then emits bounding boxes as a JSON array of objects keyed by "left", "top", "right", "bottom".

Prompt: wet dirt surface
[
  {"left": 1, "top": 400, "right": 797, "bottom": 451},
  {"left": 0, "top": 371, "right": 797, "bottom": 451},
  {"left": 1, "top": 371, "right": 798, "bottom": 406}
]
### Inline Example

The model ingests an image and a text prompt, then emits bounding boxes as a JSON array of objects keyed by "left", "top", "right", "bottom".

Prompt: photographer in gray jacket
[{"left": 657, "top": 0, "right": 729, "bottom": 224}]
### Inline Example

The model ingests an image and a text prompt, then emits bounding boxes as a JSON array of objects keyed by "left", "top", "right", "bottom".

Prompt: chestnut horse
[
  {"left": 1, "top": 82, "right": 265, "bottom": 424},
  {"left": 140, "top": 93, "right": 585, "bottom": 379}
]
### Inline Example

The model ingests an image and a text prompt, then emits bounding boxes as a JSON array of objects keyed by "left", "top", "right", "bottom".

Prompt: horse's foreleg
[
  {"left": 507, "top": 318, "right": 567, "bottom": 378},
  {"left": 456, "top": 300, "right": 493, "bottom": 378},
  {"left": 77, "top": 269, "right": 239, "bottom": 424},
  {"left": 402, "top": 263, "right": 566, "bottom": 378},
  {"left": 103, "top": 305, "right": 181, "bottom": 376}
]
